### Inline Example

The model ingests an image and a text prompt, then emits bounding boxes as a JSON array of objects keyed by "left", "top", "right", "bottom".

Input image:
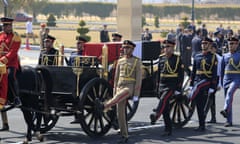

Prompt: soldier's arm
[
  {"left": 189, "top": 57, "right": 196, "bottom": 86},
  {"left": 1, "top": 32, "right": 21, "bottom": 64},
  {"left": 177, "top": 56, "right": 184, "bottom": 91},
  {"left": 113, "top": 60, "right": 120, "bottom": 95},
  {"left": 133, "top": 59, "right": 142, "bottom": 96},
  {"left": 210, "top": 55, "right": 218, "bottom": 89}
]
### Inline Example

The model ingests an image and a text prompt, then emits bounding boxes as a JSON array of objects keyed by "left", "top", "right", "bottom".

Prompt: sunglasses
[
  {"left": 201, "top": 42, "right": 208, "bottom": 44},
  {"left": 229, "top": 42, "right": 237, "bottom": 45}
]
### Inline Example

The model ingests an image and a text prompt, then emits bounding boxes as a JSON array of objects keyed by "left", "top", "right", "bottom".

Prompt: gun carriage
[{"left": 4, "top": 41, "right": 195, "bottom": 137}]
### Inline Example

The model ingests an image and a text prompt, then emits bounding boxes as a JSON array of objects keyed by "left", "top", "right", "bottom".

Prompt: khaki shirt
[{"left": 114, "top": 56, "right": 142, "bottom": 96}]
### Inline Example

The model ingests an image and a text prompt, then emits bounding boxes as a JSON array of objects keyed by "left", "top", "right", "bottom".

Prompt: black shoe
[
  {"left": 117, "top": 137, "right": 128, "bottom": 144},
  {"left": 70, "top": 119, "right": 81, "bottom": 124},
  {"left": 0, "top": 124, "right": 9, "bottom": 131},
  {"left": 161, "top": 131, "right": 172, "bottom": 136},
  {"left": 194, "top": 126, "right": 205, "bottom": 132},
  {"left": 14, "top": 97, "right": 22, "bottom": 107},
  {"left": 220, "top": 110, "right": 228, "bottom": 118},
  {"left": 207, "top": 119, "right": 216, "bottom": 123},
  {"left": 224, "top": 122, "right": 233, "bottom": 127},
  {"left": 150, "top": 113, "right": 157, "bottom": 125}
]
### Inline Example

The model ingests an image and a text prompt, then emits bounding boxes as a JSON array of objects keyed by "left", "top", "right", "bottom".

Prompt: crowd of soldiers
[{"left": 153, "top": 22, "right": 240, "bottom": 136}]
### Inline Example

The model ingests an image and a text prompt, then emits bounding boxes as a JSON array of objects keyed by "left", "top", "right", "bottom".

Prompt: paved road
[{"left": 1, "top": 49, "right": 240, "bottom": 144}]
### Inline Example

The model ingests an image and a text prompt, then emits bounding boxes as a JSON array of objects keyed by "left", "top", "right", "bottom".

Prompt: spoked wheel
[
  {"left": 32, "top": 67, "right": 59, "bottom": 133},
  {"left": 126, "top": 96, "right": 139, "bottom": 121},
  {"left": 79, "top": 77, "right": 115, "bottom": 137},
  {"left": 170, "top": 94, "right": 195, "bottom": 128}
]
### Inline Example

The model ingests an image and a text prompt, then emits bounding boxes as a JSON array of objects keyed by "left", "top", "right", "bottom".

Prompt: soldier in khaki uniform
[{"left": 100, "top": 40, "right": 142, "bottom": 143}]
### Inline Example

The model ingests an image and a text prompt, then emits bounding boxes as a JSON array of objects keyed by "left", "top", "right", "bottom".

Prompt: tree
[
  {"left": 76, "top": 20, "right": 91, "bottom": 42},
  {"left": 142, "top": 16, "right": 146, "bottom": 28},
  {"left": 47, "top": 13, "right": 56, "bottom": 27},
  {"left": 154, "top": 16, "right": 159, "bottom": 28},
  {"left": 180, "top": 16, "right": 190, "bottom": 29}
]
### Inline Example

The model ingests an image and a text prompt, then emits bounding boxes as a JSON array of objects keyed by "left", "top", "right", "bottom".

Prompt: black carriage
[{"left": 8, "top": 41, "right": 195, "bottom": 137}]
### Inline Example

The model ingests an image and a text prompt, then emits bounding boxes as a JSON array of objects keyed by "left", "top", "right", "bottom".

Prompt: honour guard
[
  {"left": 0, "top": 17, "right": 22, "bottom": 131},
  {"left": 188, "top": 37, "right": 218, "bottom": 131},
  {"left": 38, "top": 35, "right": 59, "bottom": 66},
  {"left": 68, "top": 36, "right": 88, "bottom": 66},
  {"left": 97, "top": 40, "right": 142, "bottom": 143},
  {"left": 220, "top": 37, "right": 240, "bottom": 127},
  {"left": 149, "top": 39, "right": 184, "bottom": 136}
]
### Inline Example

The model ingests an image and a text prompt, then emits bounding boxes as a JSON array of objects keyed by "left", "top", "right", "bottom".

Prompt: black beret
[
  {"left": 227, "top": 37, "right": 239, "bottom": 42},
  {"left": 76, "top": 36, "right": 87, "bottom": 42},
  {"left": 44, "top": 35, "right": 56, "bottom": 42},
  {"left": 163, "top": 39, "right": 175, "bottom": 45},
  {"left": 123, "top": 40, "right": 136, "bottom": 48},
  {"left": 112, "top": 33, "right": 122, "bottom": 38},
  {"left": 0, "top": 17, "right": 14, "bottom": 24},
  {"left": 202, "top": 37, "right": 213, "bottom": 43}
]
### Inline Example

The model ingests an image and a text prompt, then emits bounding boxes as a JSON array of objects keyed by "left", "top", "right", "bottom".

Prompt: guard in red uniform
[{"left": 0, "top": 17, "right": 22, "bottom": 108}]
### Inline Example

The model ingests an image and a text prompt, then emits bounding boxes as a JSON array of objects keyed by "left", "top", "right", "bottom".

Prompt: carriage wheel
[
  {"left": 170, "top": 94, "right": 195, "bottom": 128},
  {"left": 79, "top": 78, "right": 115, "bottom": 137},
  {"left": 126, "top": 96, "right": 139, "bottom": 121},
  {"left": 32, "top": 67, "right": 59, "bottom": 133}
]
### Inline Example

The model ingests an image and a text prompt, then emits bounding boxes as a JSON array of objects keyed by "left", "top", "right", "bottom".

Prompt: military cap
[
  {"left": 44, "top": 35, "right": 56, "bottom": 42},
  {"left": 202, "top": 37, "right": 213, "bottom": 43},
  {"left": 123, "top": 40, "right": 136, "bottom": 48},
  {"left": 214, "top": 30, "right": 222, "bottom": 36},
  {"left": 76, "top": 36, "right": 87, "bottom": 43},
  {"left": 227, "top": 37, "right": 239, "bottom": 42},
  {"left": 163, "top": 39, "right": 175, "bottom": 45},
  {"left": 112, "top": 33, "right": 122, "bottom": 38},
  {"left": 0, "top": 17, "right": 14, "bottom": 24}
]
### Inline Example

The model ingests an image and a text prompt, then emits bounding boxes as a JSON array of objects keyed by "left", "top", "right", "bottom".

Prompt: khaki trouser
[{"left": 105, "top": 84, "right": 134, "bottom": 138}]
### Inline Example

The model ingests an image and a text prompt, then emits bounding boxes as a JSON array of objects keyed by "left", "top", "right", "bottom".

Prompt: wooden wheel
[
  {"left": 170, "top": 94, "right": 195, "bottom": 128},
  {"left": 79, "top": 77, "right": 115, "bottom": 137}
]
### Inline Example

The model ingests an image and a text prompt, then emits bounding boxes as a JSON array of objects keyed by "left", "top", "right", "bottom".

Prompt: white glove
[
  {"left": 208, "top": 88, "right": 215, "bottom": 94},
  {"left": 132, "top": 96, "right": 139, "bottom": 102},
  {"left": 188, "top": 86, "right": 193, "bottom": 91},
  {"left": 174, "top": 91, "right": 181, "bottom": 95}
]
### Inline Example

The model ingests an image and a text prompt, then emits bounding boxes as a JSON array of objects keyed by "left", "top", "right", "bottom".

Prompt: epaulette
[
  {"left": 132, "top": 56, "right": 140, "bottom": 61},
  {"left": 13, "top": 32, "right": 21, "bottom": 42}
]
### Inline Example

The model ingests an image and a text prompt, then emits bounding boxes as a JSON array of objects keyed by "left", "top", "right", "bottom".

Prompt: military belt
[
  {"left": 160, "top": 73, "right": 178, "bottom": 77},
  {"left": 196, "top": 71, "right": 212, "bottom": 75},
  {"left": 119, "top": 77, "right": 136, "bottom": 81},
  {"left": 225, "top": 70, "right": 240, "bottom": 74}
]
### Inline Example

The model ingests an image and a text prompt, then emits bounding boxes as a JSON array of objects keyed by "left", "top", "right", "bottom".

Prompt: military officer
[
  {"left": 68, "top": 36, "right": 88, "bottom": 66},
  {"left": 38, "top": 35, "right": 59, "bottom": 66},
  {"left": 0, "top": 17, "right": 22, "bottom": 131},
  {"left": 112, "top": 32, "right": 122, "bottom": 42},
  {"left": 188, "top": 37, "right": 218, "bottom": 132},
  {"left": 220, "top": 37, "right": 240, "bottom": 127},
  {"left": 149, "top": 39, "right": 184, "bottom": 136},
  {"left": 97, "top": 40, "right": 142, "bottom": 143}
]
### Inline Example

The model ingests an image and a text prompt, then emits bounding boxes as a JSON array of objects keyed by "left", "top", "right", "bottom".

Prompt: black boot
[
  {"left": 117, "top": 136, "right": 128, "bottom": 144},
  {"left": 149, "top": 113, "right": 157, "bottom": 125}
]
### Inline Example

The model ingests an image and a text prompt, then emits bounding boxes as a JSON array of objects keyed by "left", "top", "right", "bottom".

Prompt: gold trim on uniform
[
  {"left": 119, "top": 77, "right": 136, "bottom": 81},
  {"left": 225, "top": 70, "right": 240, "bottom": 74},
  {"left": 200, "top": 54, "right": 216, "bottom": 78},
  {"left": 229, "top": 58, "right": 240, "bottom": 70},
  {"left": 160, "top": 73, "right": 178, "bottom": 77},
  {"left": 0, "top": 56, "right": 8, "bottom": 64},
  {"left": 196, "top": 70, "right": 212, "bottom": 75}
]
